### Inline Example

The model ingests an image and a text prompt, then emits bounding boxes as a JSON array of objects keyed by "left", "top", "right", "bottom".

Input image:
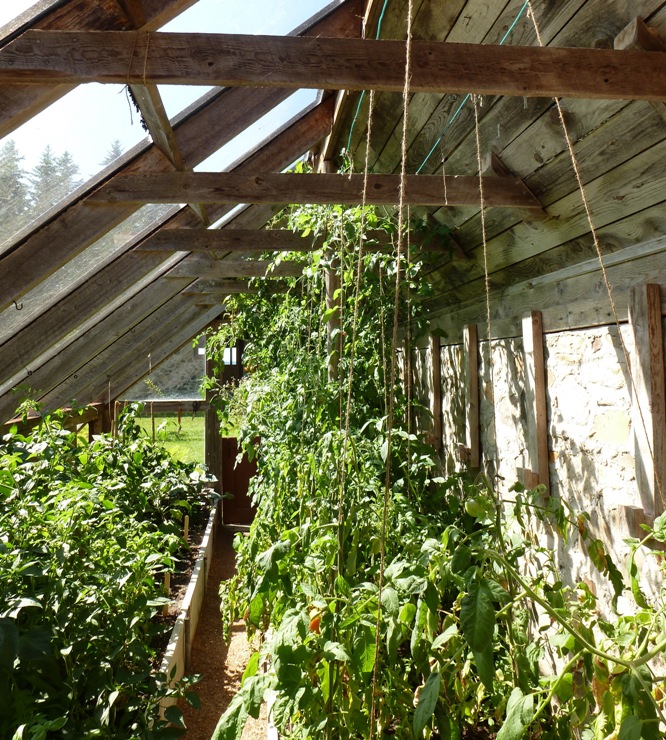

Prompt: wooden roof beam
[
  {"left": 0, "top": 0, "right": 200, "bottom": 139},
  {"left": 182, "top": 279, "right": 257, "bottom": 295},
  {"left": 4, "top": 32, "right": 666, "bottom": 101},
  {"left": 615, "top": 17, "right": 666, "bottom": 123},
  {"left": 137, "top": 227, "right": 448, "bottom": 252},
  {"left": 0, "top": 0, "right": 356, "bottom": 314},
  {"left": 167, "top": 257, "right": 304, "bottom": 279},
  {"left": 113, "top": 0, "right": 147, "bottom": 28},
  {"left": 0, "top": 95, "right": 335, "bottom": 314},
  {"left": 128, "top": 83, "right": 211, "bottom": 226},
  {"left": 89, "top": 172, "right": 543, "bottom": 209}
]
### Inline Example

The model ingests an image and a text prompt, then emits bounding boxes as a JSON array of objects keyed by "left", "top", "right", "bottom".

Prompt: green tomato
[{"left": 464, "top": 498, "right": 483, "bottom": 518}]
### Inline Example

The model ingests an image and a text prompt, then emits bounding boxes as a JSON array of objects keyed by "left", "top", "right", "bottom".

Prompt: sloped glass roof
[{"left": 0, "top": 0, "right": 334, "bottom": 412}]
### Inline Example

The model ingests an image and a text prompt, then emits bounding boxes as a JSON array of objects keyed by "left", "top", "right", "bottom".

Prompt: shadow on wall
[
  {"left": 545, "top": 324, "right": 638, "bottom": 605},
  {"left": 440, "top": 343, "right": 466, "bottom": 474}
]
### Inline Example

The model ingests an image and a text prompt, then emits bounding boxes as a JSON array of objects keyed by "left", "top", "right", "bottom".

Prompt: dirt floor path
[{"left": 181, "top": 527, "right": 266, "bottom": 739}]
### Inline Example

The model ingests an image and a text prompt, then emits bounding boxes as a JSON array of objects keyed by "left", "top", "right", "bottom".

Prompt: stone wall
[{"left": 432, "top": 322, "right": 656, "bottom": 615}]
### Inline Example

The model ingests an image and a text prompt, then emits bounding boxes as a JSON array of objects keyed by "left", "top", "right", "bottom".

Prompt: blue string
[
  {"left": 414, "top": 0, "right": 530, "bottom": 174},
  {"left": 345, "top": 0, "right": 391, "bottom": 155}
]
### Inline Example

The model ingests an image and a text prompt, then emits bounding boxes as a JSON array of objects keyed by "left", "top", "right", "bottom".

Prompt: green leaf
[
  {"left": 323, "top": 640, "right": 350, "bottom": 662},
  {"left": 432, "top": 623, "right": 458, "bottom": 650},
  {"left": 211, "top": 692, "right": 249, "bottom": 740},
  {"left": 164, "top": 705, "right": 186, "bottom": 728},
  {"left": 554, "top": 671, "right": 574, "bottom": 703},
  {"left": 399, "top": 602, "right": 417, "bottom": 626},
  {"left": 413, "top": 670, "right": 440, "bottom": 737},
  {"left": 460, "top": 580, "right": 496, "bottom": 653},
  {"left": 248, "top": 593, "right": 264, "bottom": 629},
  {"left": 496, "top": 687, "right": 534, "bottom": 740},
  {"left": 617, "top": 716, "right": 642, "bottom": 740},
  {"left": 381, "top": 586, "right": 399, "bottom": 614},
  {"left": 241, "top": 651, "right": 261, "bottom": 684},
  {"left": 651, "top": 511, "right": 666, "bottom": 542},
  {"left": 472, "top": 645, "right": 495, "bottom": 692}
]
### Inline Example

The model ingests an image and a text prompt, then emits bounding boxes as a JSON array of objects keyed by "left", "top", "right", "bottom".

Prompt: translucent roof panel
[
  {"left": 123, "top": 339, "right": 207, "bottom": 401},
  {"left": 0, "top": 84, "right": 149, "bottom": 248},
  {"left": 0, "top": 1, "right": 40, "bottom": 31},
  {"left": 196, "top": 89, "right": 318, "bottom": 173},
  {"left": 0, "top": 204, "right": 179, "bottom": 346},
  {"left": 157, "top": 0, "right": 332, "bottom": 120}
]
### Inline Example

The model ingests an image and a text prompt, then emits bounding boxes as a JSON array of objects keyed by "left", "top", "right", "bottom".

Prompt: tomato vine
[{"left": 207, "top": 204, "right": 666, "bottom": 740}]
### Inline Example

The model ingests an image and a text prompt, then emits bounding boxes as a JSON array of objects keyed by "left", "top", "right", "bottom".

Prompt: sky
[{"left": 0, "top": 0, "right": 330, "bottom": 179}]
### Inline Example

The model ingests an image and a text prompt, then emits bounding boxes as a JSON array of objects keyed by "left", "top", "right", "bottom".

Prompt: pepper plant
[{"left": 0, "top": 404, "right": 208, "bottom": 738}]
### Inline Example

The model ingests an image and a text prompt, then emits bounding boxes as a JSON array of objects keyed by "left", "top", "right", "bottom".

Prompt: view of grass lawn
[{"left": 136, "top": 411, "right": 206, "bottom": 464}]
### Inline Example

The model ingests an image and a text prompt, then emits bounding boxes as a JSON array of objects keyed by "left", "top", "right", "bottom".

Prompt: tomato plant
[{"left": 207, "top": 203, "right": 666, "bottom": 739}]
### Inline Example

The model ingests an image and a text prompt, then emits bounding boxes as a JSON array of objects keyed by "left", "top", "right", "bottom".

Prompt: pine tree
[
  {"left": 0, "top": 140, "right": 29, "bottom": 240},
  {"left": 102, "top": 139, "right": 123, "bottom": 166},
  {"left": 29, "top": 145, "right": 60, "bottom": 211},
  {"left": 30, "top": 146, "right": 81, "bottom": 212},
  {"left": 56, "top": 151, "right": 81, "bottom": 195}
]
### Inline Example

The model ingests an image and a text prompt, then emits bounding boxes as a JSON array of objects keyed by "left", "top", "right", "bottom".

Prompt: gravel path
[{"left": 181, "top": 527, "right": 266, "bottom": 739}]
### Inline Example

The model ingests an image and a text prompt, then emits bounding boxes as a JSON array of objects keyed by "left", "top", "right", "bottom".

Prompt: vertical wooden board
[
  {"left": 463, "top": 324, "right": 480, "bottom": 468},
  {"left": 522, "top": 311, "right": 550, "bottom": 493},
  {"left": 430, "top": 334, "right": 442, "bottom": 451},
  {"left": 205, "top": 355, "right": 223, "bottom": 494},
  {"left": 629, "top": 284, "right": 666, "bottom": 517}
]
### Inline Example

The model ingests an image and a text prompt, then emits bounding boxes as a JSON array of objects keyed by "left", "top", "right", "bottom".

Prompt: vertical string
[
  {"left": 369, "top": 0, "right": 414, "bottom": 734},
  {"left": 472, "top": 93, "right": 497, "bottom": 479}
]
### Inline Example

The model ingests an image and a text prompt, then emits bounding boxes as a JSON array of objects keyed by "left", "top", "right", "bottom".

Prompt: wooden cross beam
[
  {"left": 137, "top": 227, "right": 449, "bottom": 252},
  {"left": 167, "top": 257, "right": 304, "bottom": 279},
  {"left": 3, "top": 31, "right": 666, "bottom": 100},
  {"left": 90, "top": 172, "right": 542, "bottom": 209}
]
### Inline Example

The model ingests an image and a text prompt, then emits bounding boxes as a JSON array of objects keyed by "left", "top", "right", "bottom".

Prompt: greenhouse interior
[{"left": 3, "top": 0, "right": 666, "bottom": 737}]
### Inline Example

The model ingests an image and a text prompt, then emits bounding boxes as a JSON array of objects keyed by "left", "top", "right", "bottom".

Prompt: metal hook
[{"left": 13, "top": 300, "right": 23, "bottom": 311}]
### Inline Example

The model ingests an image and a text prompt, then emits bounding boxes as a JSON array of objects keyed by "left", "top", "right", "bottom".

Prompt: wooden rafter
[
  {"left": 167, "top": 257, "right": 304, "bottom": 279},
  {"left": 182, "top": 279, "right": 257, "bottom": 295},
  {"left": 4, "top": 32, "right": 666, "bottom": 100},
  {"left": 0, "top": 0, "right": 200, "bottom": 138},
  {"left": 0, "top": 0, "right": 358, "bottom": 315},
  {"left": 0, "top": 95, "right": 335, "bottom": 314},
  {"left": 89, "top": 172, "right": 543, "bottom": 209},
  {"left": 113, "top": 0, "right": 147, "bottom": 27},
  {"left": 137, "top": 227, "right": 449, "bottom": 252}
]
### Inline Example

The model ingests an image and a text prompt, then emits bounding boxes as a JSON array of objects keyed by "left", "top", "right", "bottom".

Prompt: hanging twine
[{"left": 369, "top": 0, "right": 415, "bottom": 733}]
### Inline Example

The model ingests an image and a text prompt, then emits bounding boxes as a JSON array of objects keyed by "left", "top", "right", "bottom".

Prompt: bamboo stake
[{"left": 163, "top": 571, "right": 171, "bottom": 617}]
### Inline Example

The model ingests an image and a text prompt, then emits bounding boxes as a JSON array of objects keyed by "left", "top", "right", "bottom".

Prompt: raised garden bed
[{"left": 160, "top": 503, "right": 219, "bottom": 715}]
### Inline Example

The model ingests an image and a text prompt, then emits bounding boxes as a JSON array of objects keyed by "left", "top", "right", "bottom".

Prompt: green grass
[{"left": 136, "top": 412, "right": 205, "bottom": 464}]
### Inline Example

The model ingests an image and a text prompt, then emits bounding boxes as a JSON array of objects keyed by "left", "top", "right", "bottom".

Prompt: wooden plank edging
[{"left": 159, "top": 503, "right": 218, "bottom": 714}]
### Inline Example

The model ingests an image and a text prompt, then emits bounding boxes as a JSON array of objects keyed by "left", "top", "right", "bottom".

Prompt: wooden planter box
[{"left": 159, "top": 504, "right": 218, "bottom": 714}]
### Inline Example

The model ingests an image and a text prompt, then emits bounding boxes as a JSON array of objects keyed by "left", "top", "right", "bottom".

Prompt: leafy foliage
[
  {"left": 206, "top": 203, "right": 666, "bottom": 739},
  {"left": 0, "top": 405, "right": 210, "bottom": 738}
]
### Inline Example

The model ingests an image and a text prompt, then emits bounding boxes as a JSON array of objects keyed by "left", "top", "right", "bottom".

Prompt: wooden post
[
  {"left": 629, "top": 284, "right": 666, "bottom": 518},
  {"left": 205, "top": 354, "right": 223, "bottom": 495},
  {"left": 163, "top": 572, "right": 171, "bottom": 618},
  {"left": 463, "top": 324, "right": 480, "bottom": 468},
  {"left": 429, "top": 334, "right": 442, "bottom": 451},
  {"left": 183, "top": 514, "right": 190, "bottom": 544},
  {"left": 522, "top": 311, "right": 550, "bottom": 493}
]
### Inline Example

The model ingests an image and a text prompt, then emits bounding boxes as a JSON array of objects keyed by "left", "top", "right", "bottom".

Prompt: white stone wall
[
  {"left": 440, "top": 343, "right": 465, "bottom": 474},
  {"left": 478, "top": 338, "right": 529, "bottom": 487},
  {"left": 434, "top": 324, "right": 661, "bottom": 616}
]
